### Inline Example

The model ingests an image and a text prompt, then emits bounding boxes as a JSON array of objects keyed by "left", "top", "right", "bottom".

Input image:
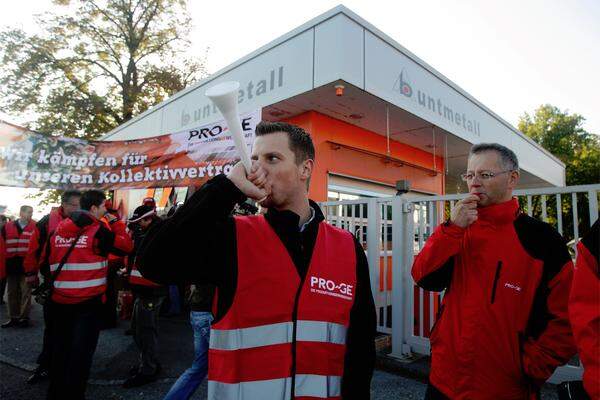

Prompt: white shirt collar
[{"left": 299, "top": 207, "right": 316, "bottom": 232}]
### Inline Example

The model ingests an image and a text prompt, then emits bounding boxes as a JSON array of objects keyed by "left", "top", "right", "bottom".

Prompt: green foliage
[
  {"left": 518, "top": 104, "right": 600, "bottom": 186},
  {"left": 0, "top": 0, "right": 207, "bottom": 139},
  {"left": 1, "top": 0, "right": 207, "bottom": 207},
  {"left": 518, "top": 105, "right": 600, "bottom": 241}
]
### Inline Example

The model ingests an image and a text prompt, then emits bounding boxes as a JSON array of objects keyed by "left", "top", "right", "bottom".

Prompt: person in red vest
[
  {"left": 138, "top": 121, "right": 377, "bottom": 400},
  {"left": 1, "top": 205, "right": 37, "bottom": 328},
  {"left": 122, "top": 204, "right": 167, "bottom": 388},
  {"left": 44, "top": 190, "right": 133, "bottom": 400},
  {"left": 569, "top": 220, "right": 599, "bottom": 400},
  {"left": 23, "top": 189, "right": 81, "bottom": 384},
  {"left": 412, "top": 143, "right": 576, "bottom": 400}
]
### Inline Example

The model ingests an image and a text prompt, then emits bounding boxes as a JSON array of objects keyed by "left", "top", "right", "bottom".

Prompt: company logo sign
[
  {"left": 309, "top": 276, "right": 354, "bottom": 301},
  {"left": 393, "top": 68, "right": 481, "bottom": 137}
]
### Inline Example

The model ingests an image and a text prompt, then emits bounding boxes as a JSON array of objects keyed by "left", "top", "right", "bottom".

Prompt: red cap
[{"left": 142, "top": 197, "right": 156, "bottom": 209}]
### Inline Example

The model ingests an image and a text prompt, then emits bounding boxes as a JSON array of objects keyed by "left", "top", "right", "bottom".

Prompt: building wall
[{"left": 283, "top": 111, "right": 445, "bottom": 201}]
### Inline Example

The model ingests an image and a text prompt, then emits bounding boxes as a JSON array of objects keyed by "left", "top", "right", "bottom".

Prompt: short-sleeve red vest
[
  {"left": 49, "top": 223, "right": 108, "bottom": 304},
  {"left": 208, "top": 215, "right": 357, "bottom": 400},
  {"left": 5, "top": 220, "right": 36, "bottom": 258}
]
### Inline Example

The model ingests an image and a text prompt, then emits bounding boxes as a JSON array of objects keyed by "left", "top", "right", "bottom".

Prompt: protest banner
[{"left": 0, "top": 110, "right": 260, "bottom": 190}]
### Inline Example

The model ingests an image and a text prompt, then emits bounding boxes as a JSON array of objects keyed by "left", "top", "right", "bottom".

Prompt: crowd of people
[{"left": 0, "top": 120, "right": 597, "bottom": 400}]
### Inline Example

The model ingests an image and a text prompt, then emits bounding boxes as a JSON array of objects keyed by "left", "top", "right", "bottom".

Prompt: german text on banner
[{"left": 0, "top": 110, "right": 260, "bottom": 190}]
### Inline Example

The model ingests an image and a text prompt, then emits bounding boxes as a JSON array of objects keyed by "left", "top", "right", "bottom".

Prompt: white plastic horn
[{"left": 205, "top": 81, "right": 252, "bottom": 173}]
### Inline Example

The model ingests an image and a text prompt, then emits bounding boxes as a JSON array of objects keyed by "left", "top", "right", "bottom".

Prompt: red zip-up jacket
[
  {"left": 569, "top": 220, "right": 599, "bottom": 399},
  {"left": 412, "top": 198, "right": 576, "bottom": 399}
]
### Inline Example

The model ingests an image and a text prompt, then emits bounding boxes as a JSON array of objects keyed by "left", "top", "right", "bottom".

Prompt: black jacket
[
  {"left": 128, "top": 217, "right": 168, "bottom": 297},
  {"left": 138, "top": 174, "right": 376, "bottom": 399}
]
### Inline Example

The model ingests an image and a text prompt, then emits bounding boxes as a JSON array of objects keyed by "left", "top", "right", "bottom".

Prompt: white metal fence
[{"left": 320, "top": 183, "right": 600, "bottom": 384}]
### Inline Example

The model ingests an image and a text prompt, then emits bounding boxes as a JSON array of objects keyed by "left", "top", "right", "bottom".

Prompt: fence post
[
  {"left": 588, "top": 190, "right": 599, "bottom": 224},
  {"left": 390, "top": 196, "right": 413, "bottom": 358},
  {"left": 366, "top": 198, "right": 380, "bottom": 319}
]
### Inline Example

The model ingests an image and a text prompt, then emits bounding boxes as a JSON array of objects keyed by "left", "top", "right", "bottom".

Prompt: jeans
[
  {"left": 167, "top": 285, "right": 181, "bottom": 315},
  {"left": 163, "top": 311, "right": 212, "bottom": 400}
]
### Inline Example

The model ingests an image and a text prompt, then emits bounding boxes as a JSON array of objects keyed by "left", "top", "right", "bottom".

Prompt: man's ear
[
  {"left": 300, "top": 159, "right": 314, "bottom": 181},
  {"left": 508, "top": 170, "right": 520, "bottom": 189}
]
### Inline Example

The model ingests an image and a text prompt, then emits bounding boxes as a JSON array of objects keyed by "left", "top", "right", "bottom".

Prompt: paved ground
[{"left": 0, "top": 302, "right": 559, "bottom": 399}]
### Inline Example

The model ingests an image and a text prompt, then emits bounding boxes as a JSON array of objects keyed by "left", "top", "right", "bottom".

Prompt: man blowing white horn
[{"left": 137, "top": 121, "right": 377, "bottom": 400}]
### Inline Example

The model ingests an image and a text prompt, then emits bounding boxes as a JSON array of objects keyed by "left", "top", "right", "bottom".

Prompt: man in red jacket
[
  {"left": 44, "top": 190, "right": 133, "bottom": 400},
  {"left": 569, "top": 220, "right": 599, "bottom": 399},
  {"left": 412, "top": 143, "right": 576, "bottom": 399}
]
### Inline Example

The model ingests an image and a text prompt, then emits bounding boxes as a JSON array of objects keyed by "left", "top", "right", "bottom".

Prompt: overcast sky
[{"left": 1, "top": 0, "right": 599, "bottom": 215}]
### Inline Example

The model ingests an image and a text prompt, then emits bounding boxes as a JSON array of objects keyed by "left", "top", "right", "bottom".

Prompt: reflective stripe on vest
[
  {"left": 7, "top": 247, "right": 29, "bottom": 253},
  {"left": 50, "top": 261, "right": 107, "bottom": 272},
  {"left": 5, "top": 239, "right": 31, "bottom": 244},
  {"left": 209, "top": 378, "right": 292, "bottom": 400},
  {"left": 295, "top": 374, "right": 341, "bottom": 398},
  {"left": 208, "top": 216, "right": 356, "bottom": 400},
  {"left": 53, "top": 277, "right": 107, "bottom": 289},
  {"left": 208, "top": 375, "right": 341, "bottom": 400},
  {"left": 210, "top": 321, "right": 347, "bottom": 350}
]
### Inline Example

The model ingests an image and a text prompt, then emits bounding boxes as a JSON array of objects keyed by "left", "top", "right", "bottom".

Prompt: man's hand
[
  {"left": 450, "top": 195, "right": 479, "bottom": 228},
  {"left": 227, "top": 161, "right": 271, "bottom": 201}
]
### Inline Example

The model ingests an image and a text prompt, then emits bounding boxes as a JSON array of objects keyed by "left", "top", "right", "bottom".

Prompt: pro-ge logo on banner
[{"left": 309, "top": 276, "right": 354, "bottom": 301}]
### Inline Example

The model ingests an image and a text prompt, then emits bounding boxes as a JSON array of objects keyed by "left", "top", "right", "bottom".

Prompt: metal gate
[{"left": 320, "top": 183, "right": 600, "bottom": 384}]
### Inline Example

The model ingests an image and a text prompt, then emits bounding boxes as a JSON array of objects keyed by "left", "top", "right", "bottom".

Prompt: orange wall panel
[{"left": 284, "top": 111, "right": 445, "bottom": 201}]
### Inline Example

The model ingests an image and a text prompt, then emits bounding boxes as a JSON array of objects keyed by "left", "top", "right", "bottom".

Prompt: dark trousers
[
  {"left": 424, "top": 384, "right": 450, "bottom": 400},
  {"left": 424, "top": 383, "right": 540, "bottom": 399},
  {"left": 132, "top": 294, "right": 165, "bottom": 375},
  {"left": 100, "top": 268, "right": 118, "bottom": 329},
  {"left": 36, "top": 302, "right": 53, "bottom": 370},
  {"left": 0, "top": 277, "right": 6, "bottom": 303},
  {"left": 46, "top": 298, "right": 102, "bottom": 400}
]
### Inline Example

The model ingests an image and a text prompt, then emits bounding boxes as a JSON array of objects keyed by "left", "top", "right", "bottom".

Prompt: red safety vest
[
  {"left": 49, "top": 223, "right": 108, "bottom": 304},
  {"left": 208, "top": 215, "right": 357, "bottom": 400},
  {"left": 4, "top": 220, "right": 36, "bottom": 258}
]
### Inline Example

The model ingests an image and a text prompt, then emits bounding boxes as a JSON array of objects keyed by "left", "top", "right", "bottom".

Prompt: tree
[
  {"left": 518, "top": 104, "right": 600, "bottom": 241},
  {"left": 0, "top": 0, "right": 207, "bottom": 139},
  {"left": 518, "top": 104, "right": 600, "bottom": 186}
]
